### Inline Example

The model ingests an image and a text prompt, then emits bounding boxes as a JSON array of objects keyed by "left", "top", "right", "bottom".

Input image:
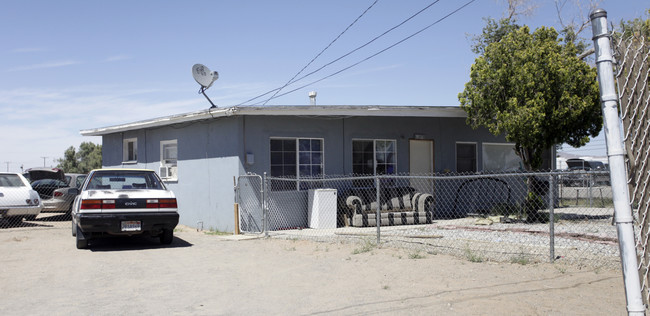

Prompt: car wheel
[
  {"left": 160, "top": 229, "right": 173, "bottom": 245},
  {"left": 24, "top": 215, "right": 37, "bottom": 221},
  {"left": 76, "top": 226, "right": 88, "bottom": 249},
  {"left": 7, "top": 216, "right": 22, "bottom": 226}
]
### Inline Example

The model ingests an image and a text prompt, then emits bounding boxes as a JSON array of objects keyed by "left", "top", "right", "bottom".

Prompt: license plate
[{"left": 121, "top": 221, "right": 141, "bottom": 232}]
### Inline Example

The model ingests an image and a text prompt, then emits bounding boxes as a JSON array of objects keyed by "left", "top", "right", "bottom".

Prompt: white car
[
  {"left": 0, "top": 173, "right": 43, "bottom": 223},
  {"left": 71, "top": 169, "right": 179, "bottom": 249}
]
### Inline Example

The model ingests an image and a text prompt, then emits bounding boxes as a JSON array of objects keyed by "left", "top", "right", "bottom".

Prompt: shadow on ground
[{"left": 86, "top": 234, "right": 193, "bottom": 252}]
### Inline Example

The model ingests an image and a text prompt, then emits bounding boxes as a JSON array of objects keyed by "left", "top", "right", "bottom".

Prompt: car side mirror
[{"left": 68, "top": 188, "right": 80, "bottom": 195}]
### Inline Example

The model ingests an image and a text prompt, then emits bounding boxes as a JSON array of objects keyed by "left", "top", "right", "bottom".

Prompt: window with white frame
[
  {"left": 456, "top": 142, "right": 477, "bottom": 173},
  {"left": 482, "top": 143, "right": 523, "bottom": 172},
  {"left": 123, "top": 138, "right": 137, "bottom": 163},
  {"left": 160, "top": 140, "right": 178, "bottom": 180},
  {"left": 352, "top": 139, "right": 396, "bottom": 175},
  {"left": 270, "top": 138, "right": 323, "bottom": 190}
]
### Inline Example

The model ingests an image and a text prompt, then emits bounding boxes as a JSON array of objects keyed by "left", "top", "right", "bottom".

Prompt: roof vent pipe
[{"left": 309, "top": 91, "right": 317, "bottom": 105}]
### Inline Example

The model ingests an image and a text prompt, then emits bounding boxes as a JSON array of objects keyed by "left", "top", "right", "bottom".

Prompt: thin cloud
[
  {"left": 103, "top": 55, "right": 132, "bottom": 62},
  {"left": 6, "top": 60, "right": 82, "bottom": 72},
  {"left": 342, "top": 63, "right": 402, "bottom": 77},
  {"left": 11, "top": 47, "right": 48, "bottom": 53}
]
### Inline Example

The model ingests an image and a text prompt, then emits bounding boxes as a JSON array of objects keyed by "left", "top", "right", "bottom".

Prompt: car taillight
[
  {"left": 54, "top": 192, "right": 64, "bottom": 197},
  {"left": 146, "top": 199, "right": 159, "bottom": 208},
  {"left": 81, "top": 200, "right": 101, "bottom": 209},
  {"left": 102, "top": 199, "right": 116, "bottom": 209},
  {"left": 26, "top": 198, "right": 39, "bottom": 205},
  {"left": 145, "top": 198, "right": 177, "bottom": 208},
  {"left": 80, "top": 199, "right": 116, "bottom": 209},
  {"left": 159, "top": 198, "right": 177, "bottom": 208}
]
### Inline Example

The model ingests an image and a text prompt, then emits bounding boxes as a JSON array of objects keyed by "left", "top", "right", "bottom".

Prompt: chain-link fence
[
  {"left": 0, "top": 172, "right": 78, "bottom": 229},
  {"left": 235, "top": 174, "right": 265, "bottom": 234},
  {"left": 237, "top": 171, "right": 618, "bottom": 268},
  {"left": 613, "top": 22, "right": 650, "bottom": 305}
]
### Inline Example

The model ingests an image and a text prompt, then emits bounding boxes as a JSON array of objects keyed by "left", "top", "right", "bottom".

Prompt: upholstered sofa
[{"left": 345, "top": 192, "right": 434, "bottom": 227}]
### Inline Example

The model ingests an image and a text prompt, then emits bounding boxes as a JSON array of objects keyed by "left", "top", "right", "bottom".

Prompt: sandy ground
[{"left": 0, "top": 224, "right": 628, "bottom": 315}]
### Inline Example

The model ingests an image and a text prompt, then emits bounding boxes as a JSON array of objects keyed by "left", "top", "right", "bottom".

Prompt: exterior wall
[
  {"left": 100, "top": 113, "right": 551, "bottom": 231},
  {"left": 101, "top": 116, "right": 242, "bottom": 231},
  {"left": 241, "top": 115, "right": 510, "bottom": 175}
]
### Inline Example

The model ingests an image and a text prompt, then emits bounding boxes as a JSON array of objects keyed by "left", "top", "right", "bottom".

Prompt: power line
[
  {"left": 251, "top": 0, "right": 477, "bottom": 105},
  {"left": 261, "top": 0, "right": 380, "bottom": 106},
  {"left": 239, "top": 0, "right": 445, "bottom": 106}
]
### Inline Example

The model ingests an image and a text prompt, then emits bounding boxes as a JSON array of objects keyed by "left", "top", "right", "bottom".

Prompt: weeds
[
  {"left": 352, "top": 239, "right": 376, "bottom": 255},
  {"left": 510, "top": 253, "right": 530, "bottom": 265},
  {"left": 203, "top": 227, "right": 230, "bottom": 236},
  {"left": 408, "top": 250, "right": 426, "bottom": 259},
  {"left": 464, "top": 246, "right": 484, "bottom": 263}
]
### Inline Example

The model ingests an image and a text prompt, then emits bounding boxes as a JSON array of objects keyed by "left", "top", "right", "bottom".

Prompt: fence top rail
[{"left": 258, "top": 170, "right": 605, "bottom": 182}]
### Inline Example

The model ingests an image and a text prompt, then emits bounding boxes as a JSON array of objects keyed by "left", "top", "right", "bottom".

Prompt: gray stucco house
[{"left": 81, "top": 105, "right": 554, "bottom": 231}]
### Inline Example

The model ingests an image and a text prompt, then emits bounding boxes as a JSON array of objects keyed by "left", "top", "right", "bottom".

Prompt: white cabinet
[{"left": 308, "top": 189, "right": 337, "bottom": 229}]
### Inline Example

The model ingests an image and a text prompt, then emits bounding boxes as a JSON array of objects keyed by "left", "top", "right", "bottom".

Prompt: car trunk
[
  {"left": 0, "top": 187, "right": 33, "bottom": 206},
  {"left": 26, "top": 168, "right": 66, "bottom": 182}
]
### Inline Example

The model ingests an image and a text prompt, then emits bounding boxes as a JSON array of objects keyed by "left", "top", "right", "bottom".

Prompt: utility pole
[
  {"left": 40, "top": 156, "right": 48, "bottom": 167},
  {"left": 4, "top": 161, "right": 10, "bottom": 172}
]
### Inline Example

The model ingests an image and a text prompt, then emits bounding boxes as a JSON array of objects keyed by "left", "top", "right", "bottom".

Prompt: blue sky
[{"left": 1, "top": 0, "right": 647, "bottom": 172}]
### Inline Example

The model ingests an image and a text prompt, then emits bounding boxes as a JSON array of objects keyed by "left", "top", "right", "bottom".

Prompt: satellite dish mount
[{"left": 192, "top": 64, "right": 219, "bottom": 109}]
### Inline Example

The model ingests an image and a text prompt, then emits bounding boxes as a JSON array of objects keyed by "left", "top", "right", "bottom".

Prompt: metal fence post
[
  {"left": 589, "top": 174, "right": 594, "bottom": 207},
  {"left": 549, "top": 174, "right": 555, "bottom": 263},
  {"left": 375, "top": 175, "right": 381, "bottom": 245},
  {"left": 591, "top": 9, "right": 646, "bottom": 315},
  {"left": 233, "top": 176, "right": 240, "bottom": 235},
  {"left": 263, "top": 172, "right": 269, "bottom": 237}
]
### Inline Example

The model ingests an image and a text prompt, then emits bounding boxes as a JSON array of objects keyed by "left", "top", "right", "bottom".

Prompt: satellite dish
[
  {"left": 192, "top": 64, "right": 218, "bottom": 88},
  {"left": 192, "top": 63, "right": 219, "bottom": 109}
]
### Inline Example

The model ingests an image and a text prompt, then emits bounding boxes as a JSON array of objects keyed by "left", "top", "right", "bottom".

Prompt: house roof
[{"left": 80, "top": 105, "right": 466, "bottom": 136}]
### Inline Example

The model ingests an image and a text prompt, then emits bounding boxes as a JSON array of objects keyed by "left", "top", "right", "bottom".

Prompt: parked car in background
[
  {"left": 0, "top": 172, "right": 43, "bottom": 222},
  {"left": 31, "top": 178, "right": 69, "bottom": 199},
  {"left": 33, "top": 174, "right": 87, "bottom": 213},
  {"left": 71, "top": 169, "right": 179, "bottom": 249},
  {"left": 562, "top": 159, "right": 610, "bottom": 187},
  {"left": 24, "top": 168, "right": 86, "bottom": 213}
]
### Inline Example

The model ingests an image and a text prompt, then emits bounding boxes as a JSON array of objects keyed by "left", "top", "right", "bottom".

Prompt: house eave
[{"left": 80, "top": 105, "right": 466, "bottom": 136}]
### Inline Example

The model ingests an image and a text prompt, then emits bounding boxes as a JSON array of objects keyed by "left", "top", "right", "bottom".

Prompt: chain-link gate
[
  {"left": 235, "top": 174, "right": 264, "bottom": 233},
  {"left": 613, "top": 20, "right": 650, "bottom": 306}
]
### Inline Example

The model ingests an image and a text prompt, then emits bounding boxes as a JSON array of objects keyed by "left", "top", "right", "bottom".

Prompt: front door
[{"left": 409, "top": 139, "right": 434, "bottom": 193}]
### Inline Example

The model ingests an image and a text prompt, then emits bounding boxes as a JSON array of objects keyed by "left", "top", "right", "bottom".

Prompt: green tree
[
  {"left": 56, "top": 142, "right": 102, "bottom": 174},
  {"left": 459, "top": 23, "right": 601, "bottom": 171},
  {"left": 470, "top": 18, "right": 521, "bottom": 55},
  {"left": 459, "top": 20, "right": 601, "bottom": 221}
]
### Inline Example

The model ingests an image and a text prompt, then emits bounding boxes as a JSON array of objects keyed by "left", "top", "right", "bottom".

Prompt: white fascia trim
[{"left": 80, "top": 105, "right": 465, "bottom": 136}]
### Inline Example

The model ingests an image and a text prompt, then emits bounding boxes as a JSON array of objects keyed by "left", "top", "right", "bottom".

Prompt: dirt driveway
[{"left": 0, "top": 224, "right": 627, "bottom": 315}]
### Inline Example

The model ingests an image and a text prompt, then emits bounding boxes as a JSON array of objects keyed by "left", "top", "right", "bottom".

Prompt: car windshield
[
  {"left": 0, "top": 174, "right": 26, "bottom": 187},
  {"left": 86, "top": 171, "right": 164, "bottom": 190}
]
